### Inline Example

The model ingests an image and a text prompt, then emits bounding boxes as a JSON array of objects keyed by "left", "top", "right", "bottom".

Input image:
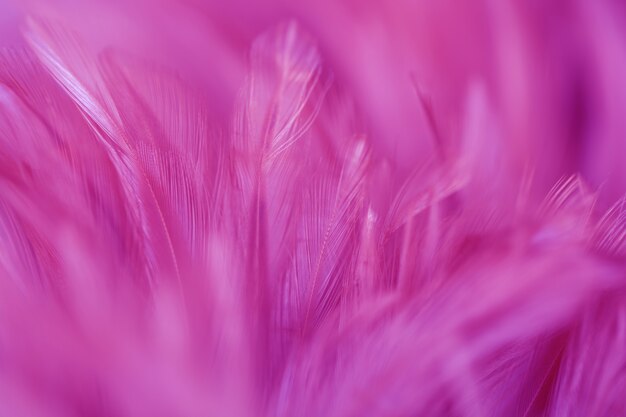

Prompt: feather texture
[{"left": 1, "top": 2, "right": 626, "bottom": 417}]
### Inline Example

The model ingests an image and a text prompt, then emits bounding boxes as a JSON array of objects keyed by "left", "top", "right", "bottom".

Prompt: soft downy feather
[{"left": 2, "top": 5, "right": 626, "bottom": 417}]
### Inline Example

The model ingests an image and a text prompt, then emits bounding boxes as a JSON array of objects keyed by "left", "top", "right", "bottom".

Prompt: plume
[{"left": 2, "top": 1, "right": 626, "bottom": 416}]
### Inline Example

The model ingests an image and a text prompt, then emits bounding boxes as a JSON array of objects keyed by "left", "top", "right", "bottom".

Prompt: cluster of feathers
[{"left": 2, "top": 1, "right": 626, "bottom": 416}]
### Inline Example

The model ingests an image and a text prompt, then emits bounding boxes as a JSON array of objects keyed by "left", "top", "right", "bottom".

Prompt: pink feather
[{"left": 1, "top": 1, "right": 626, "bottom": 416}]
